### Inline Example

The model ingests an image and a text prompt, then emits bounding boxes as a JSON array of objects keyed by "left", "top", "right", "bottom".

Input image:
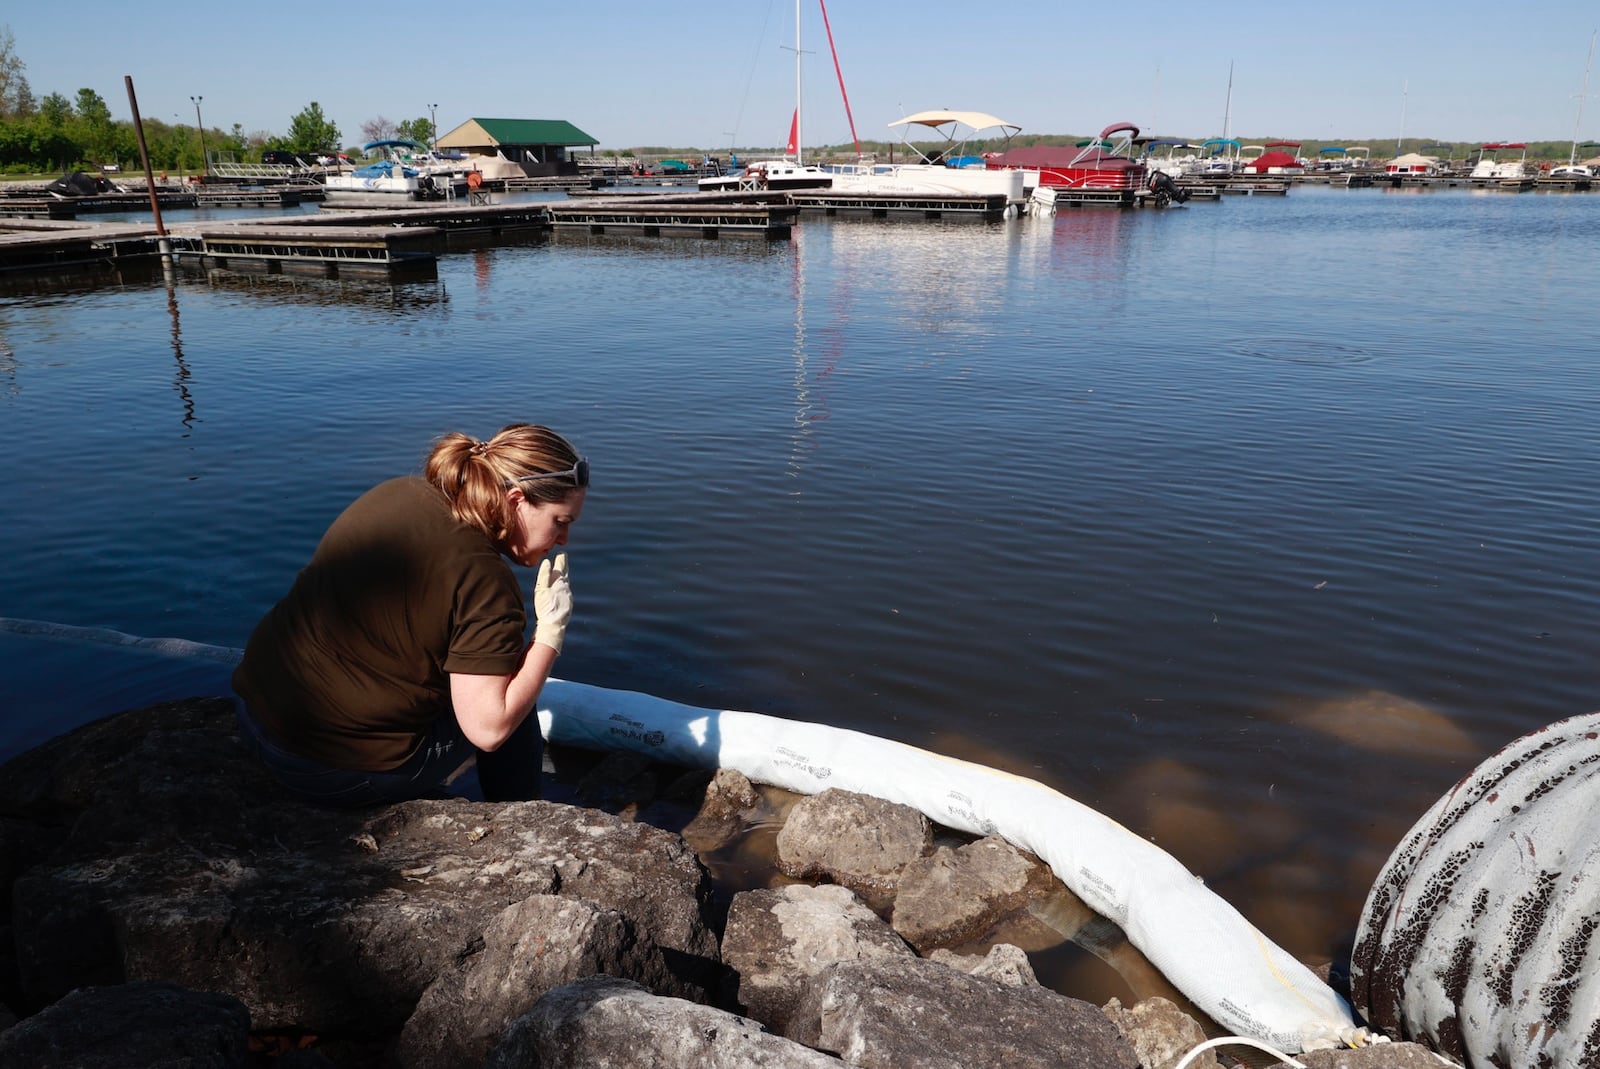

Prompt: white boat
[
  {"left": 1468, "top": 142, "right": 1530, "bottom": 180},
  {"left": 698, "top": 157, "right": 832, "bottom": 192},
  {"left": 698, "top": 0, "right": 832, "bottom": 194},
  {"left": 1142, "top": 139, "right": 1199, "bottom": 179},
  {"left": 1186, "top": 137, "right": 1242, "bottom": 176},
  {"left": 1553, "top": 32, "right": 1597, "bottom": 181},
  {"left": 822, "top": 110, "right": 1027, "bottom": 203},
  {"left": 322, "top": 139, "right": 469, "bottom": 201}
]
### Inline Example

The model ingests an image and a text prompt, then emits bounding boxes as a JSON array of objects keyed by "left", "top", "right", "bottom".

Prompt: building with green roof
[{"left": 436, "top": 118, "right": 600, "bottom": 176}]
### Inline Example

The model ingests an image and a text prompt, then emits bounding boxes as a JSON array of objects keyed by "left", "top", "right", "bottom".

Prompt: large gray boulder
[
  {"left": 775, "top": 787, "right": 931, "bottom": 894},
  {"left": 890, "top": 835, "right": 1057, "bottom": 951},
  {"left": 721, "top": 883, "right": 914, "bottom": 1032},
  {"left": 486, "top": 975, "right": 848, "bottom": 1069},
  {"left": 0, "top": 981, "right": 250, "bottom": 1068},
  {"left": 399, "top": 894, "right": 691, "bottom": 1068},
  {"left": 0, "top": 699, "right": 720, "bottom": 1053},
  {"left": 783, "top": 956, "right": 1141, "bottom": 1069}
]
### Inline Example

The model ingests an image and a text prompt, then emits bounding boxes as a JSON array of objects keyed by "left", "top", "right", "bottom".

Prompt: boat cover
[
  {"left": 889, "top": 109, "right": 1021, "bottom": 135},
  {"left": 45, "top": 171, "right": 117, "bottom": 196}
]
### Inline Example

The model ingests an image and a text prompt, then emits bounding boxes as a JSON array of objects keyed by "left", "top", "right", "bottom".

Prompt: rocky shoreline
[{"left": 0, "top": 697, "right": 1441, "bottom": 1068}]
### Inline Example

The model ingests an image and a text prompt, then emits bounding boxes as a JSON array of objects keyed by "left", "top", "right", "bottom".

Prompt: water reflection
[
  {"left": 164, "top": 281, "right": 196, "bottom": 434},
  {"left": 0, "top": 333, "right": 15, "bottom": 398},
  {"left": 187, "top": 265, "right": 450, "bottom": 312},
  {"left": 786, "top": 224, "right": 834, "bottom": 479}
]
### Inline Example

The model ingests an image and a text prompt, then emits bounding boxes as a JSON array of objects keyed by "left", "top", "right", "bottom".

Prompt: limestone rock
[
  {"left": 678, "top": 768, "right": 763, "bottom": 853},
  {"left": 399, "top": 893, "right": 692, "bottom": 1068},
  {"left": 0, "top": 981, "right": 249, "bottom": 1068},
  {"left": 0, "top": 699, "right": 720, "bottom": 1047},
  {"left": 927, "top": 942, "right": 1039, "bottom": 987},
  {"left": 891, "top": 835, "right": 1056, "bottom": 951},
  {"left": 487, "top": 975, "right": 847, "bottom": 1069},
  {"left": 722, "top": 883, "right": 913, "bottom": 1032},
  {"left": 1101, "top": 995, "right": 1216, "bottom": 1069},
  {"left": 775, "top": 787, "right": 931, "bottom": 893},
  {"left": 1275, "top": 1043, "right": 1463, "bottom": 1069},
  {"left": 784, "top": 956, "right": 1140, "bottom": 1069}
]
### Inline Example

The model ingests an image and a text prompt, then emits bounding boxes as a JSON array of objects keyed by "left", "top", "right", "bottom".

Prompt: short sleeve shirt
[{"left": 233, "top": 476, "right": 526, "bottom": 771}]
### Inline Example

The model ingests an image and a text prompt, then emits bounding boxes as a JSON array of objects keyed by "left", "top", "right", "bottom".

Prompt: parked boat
[
  {"left": 1555, "top": 32, "right": 1597, "bottom": 180},
  {"left": 1142, "top": 139, "right": 1198, "bottom": 179},
  {"left": 1468, "top": 143, "right": 1529, "bottom": 180},
  {"left": 699, "top": 0, "right": 832, "bottom": 194},
  {"left": 1189, "top": 137, "right": 1242, "bottom": 175},
  {"left": 1242, "top": 141, "right": 1305, "bottom": 175},
  {"left": 698, "top": 157, "right": 832, "bottom": 192},
  {"left": 1385, "top": 151, "right": 1442, "bottom": 177},
  {"left": 822, "top": 110, "right": 1025, "bottom": 202},
  {"left": 984, "top": 122, "right": 1149, "bottom": 197},
  {"left": 322, "top": 140, "right": 469, "bottom": 201}
]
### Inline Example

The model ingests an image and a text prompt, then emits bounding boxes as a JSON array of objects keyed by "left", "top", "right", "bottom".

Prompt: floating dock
[
  {"left": 547, "top": 199, "right": 797, "bottom": 238},
  {"left": 185, "top": 224, "right": 444, "bottom": 276},
  {"left": 787, "top": 191, "right": 1011, "bottom": 220}
]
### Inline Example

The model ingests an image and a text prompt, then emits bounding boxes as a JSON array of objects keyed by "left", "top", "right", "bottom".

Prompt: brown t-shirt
[{"left": 233, "top": 476, "right": 526, "bottom": 771}]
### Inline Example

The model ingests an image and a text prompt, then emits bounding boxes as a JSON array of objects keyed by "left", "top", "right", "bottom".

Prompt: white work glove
[{"left": 532, "top": 552, "right": 573, "bottom": 654}]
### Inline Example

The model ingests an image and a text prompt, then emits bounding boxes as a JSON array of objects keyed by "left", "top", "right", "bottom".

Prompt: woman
[{"left": 233, "top": 423, "right": 588, "bottom": 806}]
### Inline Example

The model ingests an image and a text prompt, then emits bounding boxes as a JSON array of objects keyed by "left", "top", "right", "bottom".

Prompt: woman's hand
[{"left": 533, "top": 552, "right": 572, "bottom": 653}]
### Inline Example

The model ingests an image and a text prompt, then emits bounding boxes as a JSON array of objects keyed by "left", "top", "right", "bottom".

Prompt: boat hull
[{"left": 825, "top": 164, "right": 1024, "bottom": 202}]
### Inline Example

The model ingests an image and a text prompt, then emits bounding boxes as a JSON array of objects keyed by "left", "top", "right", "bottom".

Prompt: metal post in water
[{"left": 123, "top": 75, "right": 172, "bottom": 265}]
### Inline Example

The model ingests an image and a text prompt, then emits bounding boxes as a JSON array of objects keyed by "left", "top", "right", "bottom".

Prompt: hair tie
[{"left": 471, "top": 440, "right": 491, "bottom": 458}]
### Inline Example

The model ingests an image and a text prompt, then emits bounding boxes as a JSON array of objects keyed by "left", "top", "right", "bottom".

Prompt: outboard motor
[{"left": 1147, "top": 170, "right": 1190, "bottom": 206}]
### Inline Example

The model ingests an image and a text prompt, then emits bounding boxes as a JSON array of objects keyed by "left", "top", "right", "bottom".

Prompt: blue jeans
[{"left": 234, "top": 700, "right": 543, "bottom": 807}]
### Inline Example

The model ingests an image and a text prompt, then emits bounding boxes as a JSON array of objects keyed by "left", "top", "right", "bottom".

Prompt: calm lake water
[{"left": 3, "top": 184, "right": 1598, "bottom": 1005}]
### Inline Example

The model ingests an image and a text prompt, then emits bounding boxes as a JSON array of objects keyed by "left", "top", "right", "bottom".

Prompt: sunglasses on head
[{"left": 514, "top": 457, "right": 589, "bottom": 488}]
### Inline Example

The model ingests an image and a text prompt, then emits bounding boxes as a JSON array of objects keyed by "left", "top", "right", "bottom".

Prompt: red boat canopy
[{"left": 1244, "top": 149, "right": 1303, "bottom": 172}]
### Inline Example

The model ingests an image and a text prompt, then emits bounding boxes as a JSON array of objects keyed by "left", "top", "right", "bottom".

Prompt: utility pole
[
  {"left": 429, "top": 103, "right": 439, "bottom": 152},
  {"left": 190, "top": 95, "right": 208, "bottom": 177}
]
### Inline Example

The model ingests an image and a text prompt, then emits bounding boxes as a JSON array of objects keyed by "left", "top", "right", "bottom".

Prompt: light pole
[
  {"left": 189, "top": 95, "right": 209, "bottom": 177},
  {"left": 429, "top": 104, "right": 438, "bottom": 152}
]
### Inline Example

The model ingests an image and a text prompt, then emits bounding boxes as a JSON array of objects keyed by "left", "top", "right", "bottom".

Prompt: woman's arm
[
  {"left": 450, "top": 553, "right": 573, "bottom": 751},
  {"left": 449, "top": 640, "right": 559, "bottom": 751}
]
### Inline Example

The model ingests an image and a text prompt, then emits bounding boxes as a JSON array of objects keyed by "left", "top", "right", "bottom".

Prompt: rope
[{"left": 1173, "top": 1036, "right": 1305, "bottom": 1069}]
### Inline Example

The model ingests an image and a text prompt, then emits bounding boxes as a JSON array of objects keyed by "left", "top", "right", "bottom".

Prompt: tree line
[{"left": 0, "top": 26, "right": 437, "bottom": 174}]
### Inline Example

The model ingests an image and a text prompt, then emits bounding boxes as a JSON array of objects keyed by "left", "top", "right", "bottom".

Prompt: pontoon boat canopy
[{"left": 888, "top": 110, "right": 1021, "bottom": 136}]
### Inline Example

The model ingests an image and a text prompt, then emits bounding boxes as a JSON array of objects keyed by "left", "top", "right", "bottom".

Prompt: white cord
[{"left": 1173, "top": 1036, "right": 1306, "bottom": 1069}]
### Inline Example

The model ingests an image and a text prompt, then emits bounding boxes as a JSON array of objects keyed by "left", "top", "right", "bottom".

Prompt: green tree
[
  {"left": 71, "top": 87, "right": 116, "bottom": 166},
  {"left": 38, "top": 91, "right": 69, "bottom": 126},
  {"left": 73, "top": 87, "right": 109, "bottom": 126},
  {"left": 396, "top": 116, "right": 434, "bottom": 146},
  {"left": 286, "top": 101, "right": 339, "bottom": 154}
]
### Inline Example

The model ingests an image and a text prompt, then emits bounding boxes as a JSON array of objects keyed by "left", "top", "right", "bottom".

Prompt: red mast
[{"left": 817, "top": 0, "right": 860, "bottom": 158}]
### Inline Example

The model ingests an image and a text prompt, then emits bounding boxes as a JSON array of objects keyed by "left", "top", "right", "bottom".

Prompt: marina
[
  {"left": 1, "top": 159, "right": 1593, "bottom": 279},
  {"left": 4, "top": 185, "right": 1598, "bottom": 1021}
]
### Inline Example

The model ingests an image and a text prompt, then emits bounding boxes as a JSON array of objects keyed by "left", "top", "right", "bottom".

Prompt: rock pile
[{"left": 0, "top": 698, "right": 1441, "bottom": 1068}]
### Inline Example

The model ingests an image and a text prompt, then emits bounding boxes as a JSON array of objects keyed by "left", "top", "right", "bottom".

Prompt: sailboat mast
[
  {"left": 1221, "top": 61, "right": 1233, "bottom": 142},
  {"left": 1573, "top": 30, "right": 1596, "bottom": 165},
  {"left": 1397, "top": 79, "right": 1408, "bottom": 155},
  {"left": 794, "top": 0, "right": 803, "bottom": 165}
]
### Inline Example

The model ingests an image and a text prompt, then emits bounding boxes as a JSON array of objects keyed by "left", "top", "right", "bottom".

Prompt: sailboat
[
  {"left": 699, "top": 0, "right": 833, "bottom": 193},
  {"left": 1552, "top": 30, "right": 1596, "bottom": 179}
]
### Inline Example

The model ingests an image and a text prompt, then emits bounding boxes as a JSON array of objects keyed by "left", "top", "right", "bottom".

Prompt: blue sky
[{"left": 8, "top": 1, "right": 1597, "bottom": 152}]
